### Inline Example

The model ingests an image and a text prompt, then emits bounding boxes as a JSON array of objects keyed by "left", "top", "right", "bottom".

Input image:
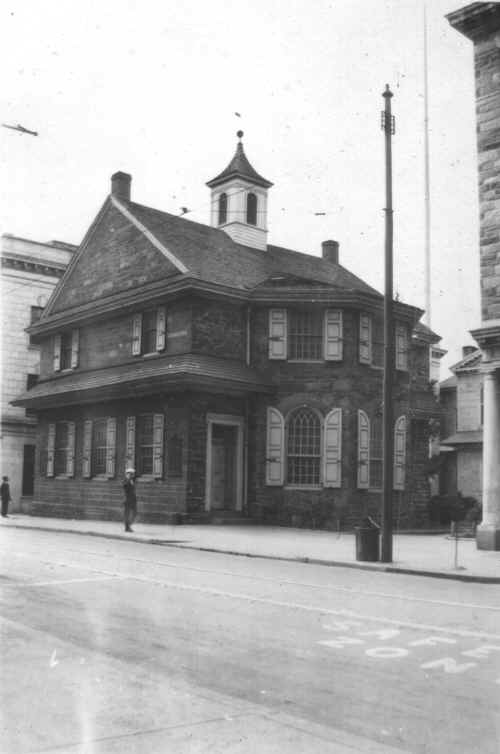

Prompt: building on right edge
[{"left": 448, "top": 2, "right": 500, "bottom": 549}]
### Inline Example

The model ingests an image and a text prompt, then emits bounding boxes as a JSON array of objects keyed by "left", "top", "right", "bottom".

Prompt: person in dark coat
[
  {"left": 1, "top": 476, "right": 11, "bottom": 518},
  {"left": 123, "top": 468, "right": 137, "bottom": 532}
]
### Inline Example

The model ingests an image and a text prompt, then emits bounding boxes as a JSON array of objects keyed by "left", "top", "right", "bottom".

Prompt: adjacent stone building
[
  {"left": 448, "top": 2, "right": 500, "bottom": 548},
  {"left": 13, "top": 136, "right": 441, "bottom": 529},
  {"left": 440, "top": 346, "right": 483, "bottom": 501},
  {"left": 1, "top": 234, "right": 76, "bottom": 509}
]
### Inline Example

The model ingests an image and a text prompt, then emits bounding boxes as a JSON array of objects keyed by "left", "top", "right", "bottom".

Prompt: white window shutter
[
  {"left": 71, "top": 329, "right": 80, "bottom": 368},
  {"left": 106, "top": 417, "right": 117, "bottom": 478},
  {"left": 324, "top": 310, "right": 343, "bottom": 361},
  {"left": 53, "top": 335, "right": 61, "bottom": 372},
  {"left": 266, "top": 407, "right": 284, "bottom": 485},
  {"left": 394, "top": 415, "right": 406, "bottom": 490},
  {"left": 324, "top": 408, "right": 342, "bottom": 487},
  {"left": 396, "top": 324, "right": 408, "bottom": 370},
  {"left": 132, "top": 314, "right": 142, "bottom": 355},
  {"left": 126, "top": 416, "right": 136, "bottom": 470},
  {"left": 66, "top": 421, "right": 76, "bottom": 477},
  {"left": 47, "top": 423, "right": 56, "bottom": 477},
  {"left": 153, "top": 413, "right": 165, "bottom": 478},
  {"left": 357, "top": 410, "right": 370, "bottom": 489},
  {"left": 156, "top": 307, "right": 166, "bottom": 351},
  {"left": 82, "top": 420, "right": 92, "bottom": 478},
  {"left": 268, "top": 309, "right": 287, "bottom": 360},
  {"left": 359, "top": 314, "right": 372, "bottom": 364}
]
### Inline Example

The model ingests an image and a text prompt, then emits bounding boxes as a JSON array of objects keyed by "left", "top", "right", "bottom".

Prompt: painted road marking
[
  {"left": 7, "top": 553, "right": 500, "bottom": 643},
  {"left": 0, "top": 575, "right": 121, "bottom": 589},
  {"left": 420, "top": 657, "right": 477, "bottom": 674},
  {"left": 10, "top": 543, "right": 500, "bottom": 613}
]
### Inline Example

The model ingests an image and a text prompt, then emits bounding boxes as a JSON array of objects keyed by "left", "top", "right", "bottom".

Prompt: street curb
[{"left": 4, "top": 522, "right": 500, "bottom": 584}]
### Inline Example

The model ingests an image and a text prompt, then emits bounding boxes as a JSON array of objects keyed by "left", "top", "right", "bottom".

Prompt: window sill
[
  {"left": 284, "top": 485, "right": 322, "bottom": 491},
  {"left": 90, "top": 474, "right": 113, "bottom": 481},
  {"left": 136, "top": 474, "right": 162, "bottom": 482},
  {"left": 287, "top": 360, "right": 324, "bottom": 364}
]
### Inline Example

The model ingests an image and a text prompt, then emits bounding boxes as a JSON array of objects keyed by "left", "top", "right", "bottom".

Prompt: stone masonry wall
[
  {"left": 475, "top": 32, "right": 500, "bottom": 321},
  {"left": 246, "top": 305, "right": 435, "bottom": 530},
  {"left": 33, "top": 396, "right": 189, "bottom": 523}
]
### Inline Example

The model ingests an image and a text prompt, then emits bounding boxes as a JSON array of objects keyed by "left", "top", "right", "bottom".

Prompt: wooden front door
[{"left": 211, "top": 425, "right": 237, "bottom": 510}]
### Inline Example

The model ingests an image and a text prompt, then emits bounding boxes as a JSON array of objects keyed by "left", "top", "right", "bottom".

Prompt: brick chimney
[
  {"left": 462, "top": 345, "right": 476, "bottom": 359},
  {"left": 322, "top": 239, "right": 339, "bottom": 265},
  {"left": 111, "top": 171, "right": 132, "bottom": 201}
]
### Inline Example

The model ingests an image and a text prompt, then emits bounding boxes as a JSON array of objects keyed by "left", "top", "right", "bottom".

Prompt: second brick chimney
[
  {"left": 111, "top": 171, "right": 132, "bottom": 201},
  {"left": 322, "top": 239, "right": 339, "bottom": 265}
]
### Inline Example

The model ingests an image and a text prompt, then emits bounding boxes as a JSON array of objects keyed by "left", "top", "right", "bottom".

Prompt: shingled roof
[
  {"left": 206, "top": 138, "right": 273, "bottom": 189},
  {"left": 12, "top": 354, "right": 271, "bottom": 408},
  {"left": 121, "top": 199, "right": 381, "bottom": 296}
]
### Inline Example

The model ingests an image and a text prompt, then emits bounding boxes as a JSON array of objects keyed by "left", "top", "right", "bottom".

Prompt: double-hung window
[
  {"left": 357, "top": 411, "right": 406, "bottom": 490},
  {"left": 132, "top": 307, "right": 166, "bottom": 356},
  {"left": 47, "top": 421, "right": 75, "bottom": 478},
  {"left": 91, "top": 419, "right": 108, "bottom": 476},
  {"left": 82, "top": 418, "right": 117, "bottom": 478},
  {"left": 369, "top": 415, "right": 383, "bottom": 489},
  {"left": 126, "top": 413, "right": 165, "bottom": 478},
  {"left": 29, "top": 306, "right": 43, "bottom": 345},
  {"left": 268, "top": 309, "right": 343, "bottom": 361},
  {"left": 395, "top": 324, "right": 409, "bottom": 370},
  {"left": 289, "top": 310, "right": 323, "bottom": 361},
  {"left": 137, "top": 414, "right": 154, "bottom": 475},
  {"left": 54, "top": 330, "right": 79, "bottom": 371},
  {"left": 359, "top": 314, "right": 372, "bottom": 364},
  {"left": 54, "top": 422, "right": 69, "bottom": 476}
]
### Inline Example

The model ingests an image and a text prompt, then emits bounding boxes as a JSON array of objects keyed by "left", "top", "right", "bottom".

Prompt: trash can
[{"left": 355, "top": 517, "right": 380, "bottom": 562}]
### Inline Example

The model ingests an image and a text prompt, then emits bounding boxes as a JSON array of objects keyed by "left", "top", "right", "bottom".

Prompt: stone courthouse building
[
  {"left": 1, "top": 234, "right": 76, "bottom": 509},
  {"left": 13, "top": 135, "right": 441, "bottom": 529},
  {"left": 448, "top": 2, "right": 500, "bottom": 549}
]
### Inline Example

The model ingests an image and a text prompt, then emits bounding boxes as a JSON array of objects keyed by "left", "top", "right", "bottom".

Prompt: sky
[{"left": 0, "top": 0, "right": 480, "bottom": 375}]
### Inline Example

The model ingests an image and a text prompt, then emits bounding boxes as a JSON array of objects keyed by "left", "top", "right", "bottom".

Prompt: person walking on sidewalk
[
  {"left": 1, "top": 476, "right": 12, "bottom": 518},
  {"left": 123, "top": 468, "right": 137, "bottom": 532}
]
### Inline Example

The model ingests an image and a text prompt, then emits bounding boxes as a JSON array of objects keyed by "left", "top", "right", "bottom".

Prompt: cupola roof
[{"left": 206, "top": 132, "right": 273, "bottom": 189}]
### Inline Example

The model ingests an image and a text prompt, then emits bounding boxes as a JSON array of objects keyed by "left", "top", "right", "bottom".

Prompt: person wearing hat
[
  {"left": 1, "top": 476, "right": 11, "bottom": 518},
  {"left": 123, "top": 467, "right": 137, "bottom": 532}
]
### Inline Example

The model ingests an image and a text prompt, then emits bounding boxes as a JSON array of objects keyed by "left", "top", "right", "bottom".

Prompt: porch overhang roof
[
  {"left": 12, "top": 354, "right": 271, "bottom": 409},
  {"left": 441, "top": 430, "right": 483, "bottom": 446}
]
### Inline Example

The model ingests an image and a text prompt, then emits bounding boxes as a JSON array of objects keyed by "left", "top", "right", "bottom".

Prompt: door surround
[{"left": 205, "top": 413, "right": 244, "bottom": 512}]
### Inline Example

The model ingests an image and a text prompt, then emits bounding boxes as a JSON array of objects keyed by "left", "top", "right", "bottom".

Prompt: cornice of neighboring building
[
  {"left": 447, "top": 2, "right": 500, "bottom": 41},
  {"left": 1, "top": 252, "right": 67, "bottom": 278},
  {"left": 1, "top": 233, "right": 77, "bottom": 279},
  {"left": 449, "top": 348, "right": 482, "bottom": 374}
]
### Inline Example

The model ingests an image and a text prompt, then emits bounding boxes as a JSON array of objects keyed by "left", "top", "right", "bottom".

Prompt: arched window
[
  {"left": 246, "top": 192, "right": 257, "bottom": 225},
  {"left": 287, "top": 407, "right": 321, "bottom": 486},
  {"left": 218, "top": 193, "right": 227, "bottom": 225}
]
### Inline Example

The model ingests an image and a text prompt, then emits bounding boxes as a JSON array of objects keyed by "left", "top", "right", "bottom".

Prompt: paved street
[{"left": 1, "top": 528, "right": 500, "bottom": 753}]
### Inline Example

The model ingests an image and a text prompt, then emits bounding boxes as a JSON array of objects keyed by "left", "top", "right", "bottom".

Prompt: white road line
[
  {"left": 0, "top": 575, "right": 121, "bottom": 589},
  {"left": 9, "top": 553, "right": 500, "bottom": 642},
  {"left": 11, "top": 544, "right": 500, "bottom": 613}
]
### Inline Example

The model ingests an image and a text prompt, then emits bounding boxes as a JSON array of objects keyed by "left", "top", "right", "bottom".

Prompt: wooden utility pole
[{"left": 381, "top": 84, "right": 395, "bottom": 563}]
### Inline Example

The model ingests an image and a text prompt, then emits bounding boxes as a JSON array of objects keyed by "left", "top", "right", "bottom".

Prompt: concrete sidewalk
[{"left": 2, "top": 514, "right": 500, "bottom": 583}]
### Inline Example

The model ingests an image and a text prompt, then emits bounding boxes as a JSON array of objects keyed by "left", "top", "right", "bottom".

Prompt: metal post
[{"left": 381, "top": 84, "right": 395, "bottom": 563}]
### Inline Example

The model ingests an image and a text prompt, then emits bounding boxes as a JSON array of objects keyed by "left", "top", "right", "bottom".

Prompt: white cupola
[{"left": 206, "top": 131, "right": 273, "bottom": 251}]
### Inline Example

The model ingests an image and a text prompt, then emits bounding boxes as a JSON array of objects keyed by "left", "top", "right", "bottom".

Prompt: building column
[{"left": 477, "top": 368, "right": 500, "bottom": 550}]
